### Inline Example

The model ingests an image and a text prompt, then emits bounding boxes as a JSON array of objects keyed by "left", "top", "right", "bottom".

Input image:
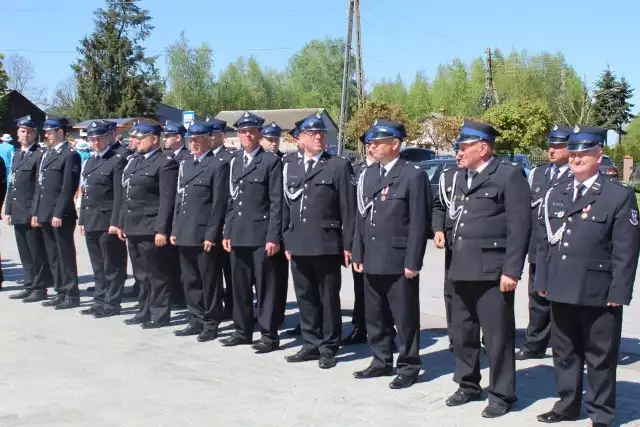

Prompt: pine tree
[
  {"left": 614, "top": 77, "right": 635, "bottom": 138},
  {"left": 592, "top": 68, "right": 620, "bottom": 130},
  {"left": 72, "top": 0, "right": 164, "bottom": 120}
]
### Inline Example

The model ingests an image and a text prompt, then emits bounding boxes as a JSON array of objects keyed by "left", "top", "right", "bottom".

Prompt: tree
[
  {"left": 482, "top": 99, "right": 552, "bottom": 154},
  {"left": 72, "top": 0, "right": 164, "bottom": 120},
  {"left": 163, "top": 32, "right": 216, "bottom": 116},
  {"left": 47, "top": 76, "right": 82, "bottom": 120},
  {"left": 592, "top": 68, "right": 635, "bottom": 141},
  {"left": 4, "top": 53, "right": 48, "bottom": 107},
  {"left": 405, "top": 71, "right": 432, "bottom": 120},
  {"left": 415, "top": 115, "right": 472, "bottom": 152},
  {"left": 346, "top": 100, "right": 420, "bottom": 151},
  {"left": 0, "top": 54, "right": 9, "bottom": 122},
  {"left": 614, "top": 77, "right": 635, "bottom": 139}
]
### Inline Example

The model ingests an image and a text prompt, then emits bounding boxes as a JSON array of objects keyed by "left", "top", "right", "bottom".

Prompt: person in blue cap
[
  {"left": 443, "top": 119, "right": 531, "bottom": 418},
  {"left": 351, "top": 119, "right": 429, "bottom": 388},
  {"left": 260, "top": 121, "right": 284, "bottom": 157},
  {"left": 534, "top": 125, "right": 640, "bottom": 427},
  {"left": 5, "top": 115, "right": 51, "bottom": 302},
  {"left": 118, "top": 121, "right": 179, "bottom": 329},
  {"left": 205, "top": 116, "right": 235, "bottom": 320},
  {"left": 432, "top": 141, "right": 462, "bottom": 352},
  {"left": 77, "top": 120, "right": 129, "bottom": 318},
  {"left": 162, "top": 120, "right": 190, "bottom": 163},
  {"left": 516, "top": 124, "right": 573, "bottom": 362},
  {"left": 282, "top": 112, "right": 355, "bottom": 369},
  {"left": 170, "top": 121, "right": 230, "bottom": 342},
  {"left": 220, "top": 111, "right": 285, "bottom": 353},
  {"left": 32, "top": 115, "right": 82, "bottom": 310}
]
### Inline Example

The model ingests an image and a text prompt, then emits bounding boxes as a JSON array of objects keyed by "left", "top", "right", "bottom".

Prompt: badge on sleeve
[{"left": 630, "top": 209, "right": 638, "bottom": 226}]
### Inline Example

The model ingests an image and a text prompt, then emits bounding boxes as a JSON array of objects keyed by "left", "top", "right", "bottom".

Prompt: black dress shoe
[
  {"left": 515, "top": 349, "right": 545, "bottom": 361},
  {"left": 42, "top": 294, "right": 66, "bottom": 307},
  {"left": 482, "top": 402, "right": 512, "bottom": 418},
  {"left": 285, "top": 324, "right": 302, "bottom": 336},
  {"left": 81, "top": 306, "right": 99, "bottom": 315},
  {"left": 94, "top": 308, "right": 121, "bottom": 318},
  {"left": 173, "top": 324, "right": 203, "bottom": 337},
  {"left": 252, "top": 338, "right": 280, "bottom": 354},
  {"left": 318, "top": 354, "right": 337, "bottom": 369},
  {"left": 142, "top": 320, "right": 169, "bottom": 329},
  {"left": 353, "top": 365, "right": 393, "bottom": 379},
  {"left": 591, "top": 423, "right": 608, "bottom": 427},
  {"left": 197, "top": 328, "right": 219, "bottom": 342},
  {"left": 342, "top": 327, "right": 367, "bottom": 346},
  {"left": 389, "top": 374, "right": 417, "bottom": 389},
  {"left": 55, "top": 297, "right": 81, "bottom": 310},
  {"left": 22, "top": 290, "right": 47, "bottom": 303},
  {"left": 123, "top": 315, "right": 147, "bottom": 325},
  {"left": 285, "top": 348, "right": 320, "bottom": 363},
  {"left": 10, "top": 289, "right": 32, "bottom": 300},
  {"left": 220, "top": 335, "right": 252, "bottom": 347},
  {"left": 446, "top": 389, "right": 482, "bottom": 407},
  {"left": 536, "top": 410, "right": 579, "bottom": 423}
]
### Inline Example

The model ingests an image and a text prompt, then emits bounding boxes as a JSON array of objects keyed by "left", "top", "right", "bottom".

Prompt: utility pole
[
  {"left": 482, "top": 48, "right": 499, "bottom": 110},
  {"left": 337, "top": 0, "right": 355, "bottom": 156},
  {"left": 354, "top": 0, "right": 364, "bottom": 105}
]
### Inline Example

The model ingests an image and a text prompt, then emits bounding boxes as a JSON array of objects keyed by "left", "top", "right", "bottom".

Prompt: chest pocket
[
  {"left": 313, "top": 176, "right": 334, "bottom": 187},
  {"left": 43, "top": 161, "right": 63, "bottom": 172},
  {"left": 287, "top": 177, "right": 302, "bottom": 191},
  {"left": 192, "top": 179, "right": 210, "bottom": 189},
  {"left": 385, "top": 184, "right": 408, "bottom": 201},
  {"left": 93, "top": 171, "right": 113, "bottom": 185},
  {"left": 472, "top": 188, "right": 500, "bottom": 211}
]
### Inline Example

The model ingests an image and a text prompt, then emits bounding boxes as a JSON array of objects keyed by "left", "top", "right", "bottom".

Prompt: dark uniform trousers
[
  {"left": 224, "top": 147, "right": 284, "bottom": 343},
  {"left": 351, "top": 269, "right": 365, "bottom": 328},
  {"left": 172, "top": 151, "right": 229, "bottom": 328},
  {"left": 352, "top": 159, "right": 429, "bottom": 376},
  {"left": 522, "top": 164, "right": 572, "bottom": 355},
  {"left": 447, "top": 158, "right": 531, "bottom": 407},
  {"left": 79, "top": 149, "right": 128, "bottom": 308},
  {"left": 33, "top": 142, "right": 81, "bottom": 297},
  {"left": 283, "top": 152, "right": 355, "bottom": 356},
  {"left": 119, "top": 150, "right": 179, "bottom": 323},
  {"left": 6, "top": 145, "right": 51, "bottom": 291},
  {"left": 534, "top": 175, "right": 639, "bottom": 426}
]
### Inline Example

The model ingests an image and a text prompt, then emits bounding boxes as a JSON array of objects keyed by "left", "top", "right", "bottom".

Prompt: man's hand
[
  {"left": 5, "top": 215, "right": 11, "bottom": 226},
  {"left": 500, "top": 274, "right": 518, "bottom": 292},
  {"left": 31, "top": 216, "right": 40, "bottom": 228},
  {"left": 285, "top": 250, "right": 291, "bottom": 261},
  {"left": 405, "top": 268, "right": 418, "bottom": 279},
  {"left": 154, "top": 233, "right": 168, "bottom": 247},
  {"left": 434, "top": 231, "right": 445, "bottom": 249},
  {"left": 222, "top": 239, "right": 231, "bottom": 253},
  {"left": 108, "top": 226, "right": 120, "bottom": 235},
  {"left": 353, "top": 262, "right": 363, "bottom": 273},
  {"left": 265, "top": 242, "right": 280, "bottom": 257},
  {"left": 537, "top": 291, "right": 547, "bottom": 297},
  {"left": 51, "top": 217, "right": 63, "bottom": 228},
  {"left": 607, "top": 302, "right": 621, "bottom": 307},
  {"left": 170, "top": 236, "right": 177, "bottom": 246},
  {"left": 79, "top": 225, "right": 85, "bottom": 235},
  {"left": 344, "top": 251, "right": 352, "bottom": 267},
  {"left": 204, "top": 240, "right": 214, "bottom": 252},
  {"left": 117, "top": 229, "right": 127, "bottom": 241}
]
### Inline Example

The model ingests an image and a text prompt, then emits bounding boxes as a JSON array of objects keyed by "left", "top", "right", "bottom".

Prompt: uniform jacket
[
  {"left": 447, "top": 157, "right": 531, "bottom": 282},
  {"left": 172, "top": 151, "right": 230, "bottom": 246},
  {"left": 78, "top": 148, "right": 127, "bottom": 233},
  {"left": 169, "top": 145, "right": 191, "bottom": 163},
  {"left": 534, "top": 174, "right": 640, "bottom": 306},
  {"left": 282, "top": 151, "right": 355, "bottom": 256},
  {"left": 223, "top": 147, "right": 283, "bottom": 247},
  {"left": 118, "top": 149, "right": 178, "bottom": 236},
  {"left": 352, "top": 159, "right": 430, "bottom": 275},
  {"left": 432, "top": 165, "right": 461, "bottom": 249},
  {"left": 527, "top": 163, "right": 573, "bottom": 261},
  {"left": 4, "top": 143, "right": 46, "bottom": 224},
  {"left": 111, "top": 140, "right": 133, "bottom": 158},
  {"left": 33, "top": 142, "right": 81, "bottom": 222}
]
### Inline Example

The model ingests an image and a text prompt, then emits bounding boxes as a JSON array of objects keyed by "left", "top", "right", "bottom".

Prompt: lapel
[
  {"left": 553, "top": 167, "right": 573, "bottom": 188},
  {"left": 467, "top": 157, "right": 499, "bottom": 194},
  {"left": 13, "top": 144, "right": 38, "bottom": 170},
  {"left": 302, "top": 151, "right": 331, "bottom": 183},
  {"left": 42, "top": 142, "right": 68, "bottom": 168},
  {"left": 132, "top": 148, "right": 161, "bottom": 173},
  {"left": 183, "top": 152, "right": 212, "bottom": 184},
  {"left": 568, "top": 174, "right": 604, "bottom": 216},
  {"left": 370, "top": 158, "right": 405, "bottom": 197},
  {"left": 83, "top": 150, "right": 112, "bottom": 175},
  {"left": 235, "top": 146, "right": 264, "bottom": 181}
]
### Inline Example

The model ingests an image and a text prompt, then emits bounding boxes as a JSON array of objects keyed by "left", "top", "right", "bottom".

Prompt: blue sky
[{"left": 1, "top": 0, "right": 639, "bottom": 114}]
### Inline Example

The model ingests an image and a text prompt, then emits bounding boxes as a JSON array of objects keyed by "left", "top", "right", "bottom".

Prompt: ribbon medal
[
  {"left": 381, "top": 185, "right": 389, "bottom": 201},
  {"left": 581, "top": 204, "right": 591, "bottom": 219}
]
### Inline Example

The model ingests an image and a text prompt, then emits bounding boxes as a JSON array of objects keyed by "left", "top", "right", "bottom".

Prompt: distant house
[
  {"left": 214, "top": 108, "right": 338, "bottom": 151},
  {"left": 155, "top": 102, "right": 205, "bottom": 125},
  {"left": 0, "top": 90, "right": 46, "bottom": 147}
]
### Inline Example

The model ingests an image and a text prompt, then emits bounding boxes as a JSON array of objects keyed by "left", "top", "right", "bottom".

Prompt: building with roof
[
  {"left": 73, "top": 117, "right": 160, "bottom": 139},
  {"left": 0, "top": 90, "right": 46, "bottom": 147},
  {"left": 214, "top": 108, "right": 338, "bottom": 151}
]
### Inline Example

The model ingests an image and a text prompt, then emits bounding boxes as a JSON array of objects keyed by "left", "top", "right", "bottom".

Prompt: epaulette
[
  {"left": 414, "top": 165, "right": 420, "bottom": 170},
  {"left": 610, "top": 179, "right": 632, "bottom": 189},
  {"left": 116, "top": 154, "right": 121, "bottom": 158}
]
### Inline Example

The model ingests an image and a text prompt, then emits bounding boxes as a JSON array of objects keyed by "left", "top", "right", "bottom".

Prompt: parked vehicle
[
  {"left": 415, "top": 158, "right": 457, "bottom": 197},
  {"left": 399, "top": 147, "right": 436, "bottom": 162},
  {"left": 599, "top": 155, "right": 619, "bottom": 181},
  {"left": 500, "top": 153, "right": 532, "bottom": 179}
]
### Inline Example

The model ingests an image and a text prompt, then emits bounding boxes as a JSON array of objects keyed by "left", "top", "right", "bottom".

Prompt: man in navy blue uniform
[
  {"left": 118, "top": 122, "right": 179, "bottom": 329},
  {"left": 170, "top": 122, "right": 229, "bottom": 342},
  {"left": 78, "top": 120, "right": 128, "bottom": 318},
  {"left": 352, "top": 119, "right": 430, "bottom": 388},
  {"left": 282, "top": 112, "right": 355, "bottom": 369},
  {"left": 444, "top": 120, "right": 531, "bottom": 418},
  {"left": 534, "top": 125, "right": 640, "bottom": 427},
  {"left": 220, "top": 112, "right": 284, "bottom": 353},
  {"left": 33, "top": 116, "right": 82, "bottom": 310},
  {"left": 516, "top": 125, "right": 573, "bottom": 360},
  {"left": 5, "top": 116, "right": 51, "bottom": 302}
]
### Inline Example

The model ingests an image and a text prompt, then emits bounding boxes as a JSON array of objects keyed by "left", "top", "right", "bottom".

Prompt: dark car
[
  {"left": 500, "top": 153, "right": 532, "bottom": 179},
  {"left": 599, "top": 155, "right": 619, "bottom": 180},
  {"left": 399, "top": 147, "right": 436, "bottom": 163},
  {"left": 416, "top": 158, "right": 457, "bottom": 197}
]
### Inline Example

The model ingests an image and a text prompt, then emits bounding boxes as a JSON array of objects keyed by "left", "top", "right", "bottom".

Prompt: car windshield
[
  {"left": 421, "top": 163, "right": 441, "bottom": 182},
  {"left": 601, "top": 157, "right": 614, "bottom": 167}
]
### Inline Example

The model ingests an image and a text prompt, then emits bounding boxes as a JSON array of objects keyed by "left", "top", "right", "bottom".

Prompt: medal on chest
[
  {"left": 581, "top": 204, "right": 591, "bottom": 220},
  {"left": 380, "top": 185, "right": 389, "bottom": 201}
]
